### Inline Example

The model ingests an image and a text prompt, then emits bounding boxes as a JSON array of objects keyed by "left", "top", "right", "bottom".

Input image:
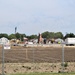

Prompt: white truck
[{"left": 65, "top": 38, "right": 75, "bottom": 46}]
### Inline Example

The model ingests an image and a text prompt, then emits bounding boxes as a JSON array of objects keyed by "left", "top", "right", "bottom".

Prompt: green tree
[
  {"left": 9, "top": 34, "right": 16, "bottom": 40},
  {"left": 64, "top": 33, "right": 75, "bottom": 39},
  {"left": 0, "top": 33, "right": 9, "bottom": 39},
  {"left": 49, "top": 32, "right": 55, "bottom": 38},
  {"left": 27, "top": 34, "right": 38, "bottom": 39},
  {"left": 42, "top": 31, "right": 50, "bottom": 39},
  {"left": 20, "top": 34, "right": 26, "bottom": 41},
  {"left": 9, "top": 33, "right": 26, "bottom": 41},
  {"left": 42, "top": 31, "right": 63, "bottom": 39},
  {"left": 15, "top": 33, "right": 20, "bottom": 39},
  {"left": 54, "top": 32, "right": 63, "bottom": 39}
]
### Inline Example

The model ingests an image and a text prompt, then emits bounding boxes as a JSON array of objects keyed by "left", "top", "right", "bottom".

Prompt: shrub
[{"left": 61, "top": 62, "right": 68, "bottom": 67}]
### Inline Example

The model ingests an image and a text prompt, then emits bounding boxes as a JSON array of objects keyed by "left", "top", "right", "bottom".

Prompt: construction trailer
[{"left": 65, "top": 38, "right": 75, "bottom": 46}]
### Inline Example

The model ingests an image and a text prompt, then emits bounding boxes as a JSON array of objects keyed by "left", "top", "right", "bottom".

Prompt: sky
[{"left": 0, "top": 0, "right": 75, "bottom": 35}]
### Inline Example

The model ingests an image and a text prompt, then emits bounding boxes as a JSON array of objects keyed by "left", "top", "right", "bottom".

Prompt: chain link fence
[{"left": 0, "top": 44, "right": 75, "bottom": 74}]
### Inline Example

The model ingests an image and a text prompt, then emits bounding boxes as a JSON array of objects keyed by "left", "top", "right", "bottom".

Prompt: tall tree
[
  {"left": 64, "top": 33, "right": 75, "bottom": 39},
  {"left": 42, "top": 31, "right": 50, "bottom": 39},
  {"left": 54, "top": 32, "right": 63, "bottom": 39},
  {"left": 42, "top": 31, "right": 63, "bottom": 39},
  {"left": 27, "top": 34, "right": 38, "bottom": 39},
  {"left": 15, "top": 33, "right": 20, "bottom": 39},
  {"left": 9, "top": 34, "right": 16, "bottom": 40},
  {"left": 49, "top": 32, "right": 55, "bottom": 38},
  {"left": 20, "top": 34, "right": 26, "bottom": 41},
  {"left": 0, "top": 33, "right": 9, "bottom": 39}
]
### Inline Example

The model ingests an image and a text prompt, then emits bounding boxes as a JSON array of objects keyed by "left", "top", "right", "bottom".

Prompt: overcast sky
[{"left": 0, "top": 0, "right": 75, "bottom": 35}]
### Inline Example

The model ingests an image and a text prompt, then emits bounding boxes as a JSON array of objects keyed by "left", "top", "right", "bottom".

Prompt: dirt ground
[
  {"left": 0, "top": 45, "right": 75, "bottom": 63},
  {"left": 0, "top": 45, "right": 75, "bottom": 74},
  {"left": 0, "top": 62, "right": 75, "bottom": 74}
]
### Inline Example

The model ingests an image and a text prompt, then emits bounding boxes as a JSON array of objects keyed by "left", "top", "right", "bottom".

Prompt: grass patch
[{"left": 11, "top": 72, "right": 75, "bottom": 75}]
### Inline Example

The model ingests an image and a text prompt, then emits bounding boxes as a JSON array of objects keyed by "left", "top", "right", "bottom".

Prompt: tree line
[{"left": 0, "top": 31, "right": 75, "bottom": 41}]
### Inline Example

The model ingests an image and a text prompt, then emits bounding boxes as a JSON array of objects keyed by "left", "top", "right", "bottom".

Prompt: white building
[{"left": 0, "top": 37, "right": 9, "bottom": 44}]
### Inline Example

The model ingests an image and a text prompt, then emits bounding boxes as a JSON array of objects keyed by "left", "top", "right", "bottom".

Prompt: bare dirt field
[
  {"left": 0, "top": 45, "right": 75, "bottom": 63},
  {"left": 0, "top": 45, "right": 75, "bottom": 74}
]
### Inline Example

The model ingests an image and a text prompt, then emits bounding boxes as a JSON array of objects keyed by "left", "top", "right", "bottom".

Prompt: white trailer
[{"left": 65, "top": 38, "right": 75, "bottom": 46}]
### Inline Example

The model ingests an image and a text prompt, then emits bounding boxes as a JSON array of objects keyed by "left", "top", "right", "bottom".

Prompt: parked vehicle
[{"left": 65, "top": 38, "right": 75, "bottom": 46}]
